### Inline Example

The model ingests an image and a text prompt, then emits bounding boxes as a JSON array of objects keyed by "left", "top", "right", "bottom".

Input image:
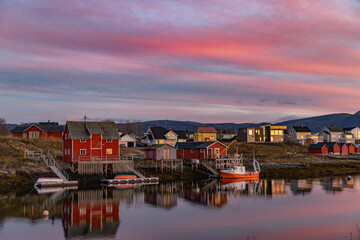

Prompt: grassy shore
[{"left": 1, "top": 137, "right": 360, "bottom": 189}]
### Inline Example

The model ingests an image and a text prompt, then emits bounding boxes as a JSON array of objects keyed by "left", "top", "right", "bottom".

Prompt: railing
[
  {"left": 25, "top": 150, "right": 69, "bottom": 181},
  {"left": 71, "top": 156, "right": 132, "bottom": 162}
]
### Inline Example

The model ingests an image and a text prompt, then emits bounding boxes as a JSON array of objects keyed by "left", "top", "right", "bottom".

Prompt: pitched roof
[
  {"left": 326, "top": 126, "right": 343, "bottom": 133},
  {"left": 217, "top": 128, "right": 237, "bottom": 134},
  {"left": 66, "top": 121, "right": 119, "bottom": 140},
  {"left": 11, "top": 122, "right": 65, "bottom": 133},
  {"left": 308, "top": 143, "right": 327, "bottom": 149},
  {"left": 197, "top": 127, "right": 217, "bottom": 133},
  {"left": 174, "top": 130, "right": 188, "bottom": 139},
  {"left": 11, "top": 125, "right": 29, "bottom": 133},
  {"left": 176, "top": 141, "right": 225, "bottom": 150},
  {"left": 346, "top": 143, "right": 355, "bottom": 147},
  {"left": 325, "top": 142, "right": 340, "bottom": 148},
  {"left": 343, "top": 127, "right": 357, "bottom": 131},
  {"left": 145, "top": 144, "right": 176, "bottom": 150},
  {"left": 291, "top": 126, "right": 312, "bottom": 133},
  {"left": 149, "top": 126, "right": 168, "bottom": 139}
]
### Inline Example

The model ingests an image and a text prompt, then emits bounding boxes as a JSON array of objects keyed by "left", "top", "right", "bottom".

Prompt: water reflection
[
  {"left": 1, "top": 175, "right": 360, "bottom": 240},
  {"left": 62, "top": 189, "right": 121, "bottom": 239}
]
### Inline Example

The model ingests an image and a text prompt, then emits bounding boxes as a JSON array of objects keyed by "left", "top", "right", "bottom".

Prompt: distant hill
[
  {"left": 275, "top": 113, "right": 353, "bottom": 132},
  {"left": 7, "top": 111, "right": 360, "bottom": 135},
  {"left": 117, "top": 120, "right": 270, "bottom": 133}
]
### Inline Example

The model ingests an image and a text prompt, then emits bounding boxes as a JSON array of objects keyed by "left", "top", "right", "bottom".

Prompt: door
[
  {"left": 214, "top": 148, "right": 220, "bottom": 158},
  {"left": 207, "top": 149, "right": 212, "bottom": 159},
  {"left": 163, "top": 149, "right": 170, "bottom": 159}
]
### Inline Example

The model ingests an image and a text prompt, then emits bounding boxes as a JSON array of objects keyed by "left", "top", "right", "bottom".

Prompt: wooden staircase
[
  {"left": 25, "top": 150, "right": 69, "bottom": 181},
  {"left": 200, "top": 161, "right": 220, "bottom": 177}
]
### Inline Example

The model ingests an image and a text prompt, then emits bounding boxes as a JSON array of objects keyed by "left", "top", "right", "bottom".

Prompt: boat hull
[
  {"left": 220, "top": 172, "right": 259, "bottom": 179},
  {"left": 114, "top": 174, "right": 137, "bottom": 179}
]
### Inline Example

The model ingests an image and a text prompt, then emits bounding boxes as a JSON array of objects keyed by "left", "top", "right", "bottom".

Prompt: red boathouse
[
  {"left": 308, "top": 143, "right": 328, "bottom": 155},
  {"left": 176, "top": 141, "right": 227, "bottom": 160},
  {"left": 325, "top": 142, "right": 341, "bottom": 155},
  {"left": 339, "top": 143, "right": 348, "bottom": 156},
  {"left": 63, "top": 121, "right": 120, "bottom": 163},
  {"left": 347, "top": 143, "right": 356, "bottom": 154}
]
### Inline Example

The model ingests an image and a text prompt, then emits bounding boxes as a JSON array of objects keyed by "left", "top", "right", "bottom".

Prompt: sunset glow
[{"left": 1, "top": 0, "right": 360, "bottom": 123}]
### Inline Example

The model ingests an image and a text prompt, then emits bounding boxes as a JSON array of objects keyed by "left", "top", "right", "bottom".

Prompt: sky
[{"left": 1, "top": 0, "right": 360, "bottom": 124}]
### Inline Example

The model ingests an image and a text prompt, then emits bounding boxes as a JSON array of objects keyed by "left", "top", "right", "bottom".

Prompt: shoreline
[{"left": 2, "top": 160, "right": 360, "bottom": 192}]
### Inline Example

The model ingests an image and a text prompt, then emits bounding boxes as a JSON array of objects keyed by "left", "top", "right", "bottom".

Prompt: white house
[
  {"left": 319, "top": 126, "right": 343, "bottom": 142},
  {"left": 119, "top": 133, "right": 137, "bottom": 147},
  {"left": 142, "top": 126, "right": 188, "bottom": 146}
]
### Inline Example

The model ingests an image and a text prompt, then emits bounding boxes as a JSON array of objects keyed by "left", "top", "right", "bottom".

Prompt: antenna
[{"left": 84, "top": 115, "right": 87, "bottom": 122}]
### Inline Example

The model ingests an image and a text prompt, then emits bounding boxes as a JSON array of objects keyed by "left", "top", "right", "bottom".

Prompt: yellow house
[{"left": 194, "top": 127, "right": 217, "bottom": 142}]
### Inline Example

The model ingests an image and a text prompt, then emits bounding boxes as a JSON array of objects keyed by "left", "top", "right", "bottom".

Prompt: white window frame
[
  {"left": 80, "top": 139, "right": 86, "bottom": 143},
  {"left": 106, "top": 140, "right": 112, "bottom": 143},
  {"left": 65, "top": 134, "right": 67, "bottom": 140},
  {"left": 80, "top": 149, "right": 86, "bottom": 155},
  {"left": 190, "top": 149, "right": 194, "bottom": 153},
  {"left": 106, "top": 148, "right": 113, "bottom": 155}
]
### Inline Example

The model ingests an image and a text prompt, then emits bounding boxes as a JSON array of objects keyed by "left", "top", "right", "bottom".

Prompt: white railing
[{"left": 25, "top": 150, "right": 69, "bottom": 181}]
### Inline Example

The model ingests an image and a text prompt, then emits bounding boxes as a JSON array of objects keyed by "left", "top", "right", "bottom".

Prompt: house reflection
[
  {"left": 321, "top": 177, "right": 343, "bottom": 193},
  {"left": 183, "top": 187, "right": 228, "bottom": 208},
  {"left": 144, "top": 192, "right": 177, "bottom": 209},
  {"left": 290, "top": 179, "right": 313, "bottom": 195},
  {"left": 62, "top": 189, "right": 120, "bottom": 239},
  {"left": 260, "top": 179, "right": 287, "bottom": 197}
]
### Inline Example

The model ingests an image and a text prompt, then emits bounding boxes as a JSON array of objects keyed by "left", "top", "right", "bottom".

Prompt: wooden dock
[{"left": 101, "top": 177, "right": 159, "bottom": 185}]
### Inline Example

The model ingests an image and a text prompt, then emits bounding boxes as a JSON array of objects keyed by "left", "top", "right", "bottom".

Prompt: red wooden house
[
  {"left": 347, "top": 143, "right": 356, "bottom": 154},
  {"left": 63, "top": 121, "right": 120, "bottom": 163},
  {"left": 11, "top": 121, "right": 64, "bottom": 139},
  {"left": 339, "top": 143, "right": 348, "bottom": 156},
  {"left": 325, "top": 142, "right": 341, "bottom": 155},
  {"left": 176, "top": 141, "right": 227, "bottom": 160},
  {"left": 308, "top": 143, "right": 328, "bottom": 155},
  {"left": 356, "top": 144, "right": 360, "bottom": 153}
]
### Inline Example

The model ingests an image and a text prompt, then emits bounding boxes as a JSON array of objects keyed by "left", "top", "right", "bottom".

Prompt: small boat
[
  {"left": 35, "top": 177, "right": 64, "bottom": 186},
  {"left": 35, "top": 177, "right": 78, "bottom": 188},
  {"left": 114, "top": 174, "right": 137, "bottom": 179},
  {"left": 220, "top": 151, "right": 261, "bottom": 179}
]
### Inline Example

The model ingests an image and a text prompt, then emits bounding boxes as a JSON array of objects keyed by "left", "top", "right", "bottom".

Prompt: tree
[{"left": 0, "top": 118, "right": 8, "bottom": 136}]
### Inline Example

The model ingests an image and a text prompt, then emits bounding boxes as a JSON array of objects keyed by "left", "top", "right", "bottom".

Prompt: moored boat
[
  {"left": 220, "top": 166, "right": 259, "bottom": 179},
  {"left": 35, "top": 177, "right": 64, "bottom": 186},
  {"left": 220, "top": 152, "right": 261, "bottom": 179},
  {"left": 34, "top": 177, "right": 78, "bottom": 188},
  {"left": 114, "top": 174, "right": 137, "bottom": 179}
]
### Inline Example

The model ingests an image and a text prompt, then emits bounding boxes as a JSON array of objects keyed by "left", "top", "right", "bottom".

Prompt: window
[
  {"left": 200, "top": 149, "right": 204, "bottom": 153},
  {"left": 159, "top": 140, "right": 164, "bottom": 144},
  {"left": 80, "top": 149, "right": 86, "bottom": 155},
  {"left": 106, "top": 140, "right": 112, "bottom": 143},
  {"left": 64, "top": 149, "right": 67, "bottom": 155},
  {"left": 106, "top": 149, "right": 112, "bottom": 154},
  {"left": 190, "top": 149, "right": 194, "bottom": 153},
  {"left": 29, "top": 131, "right": 40, "bottom": 139},
  {"left": 80, "top": 139, "right": 86, "bottom": 143},
  {"left": 68, "top": 149, "right": 71, "bottom": 155},
  {"left": 210, "top": 136, "right": 215, "bottom": 141},
  {"left": 249, "top": 129, "right": 253, "bottom": 136},
  {"left": 65, "top": 134, "right": 67, "bottom": 140},
  {"left": 271, "top": 130, "right": 275, "bottom": 136}
]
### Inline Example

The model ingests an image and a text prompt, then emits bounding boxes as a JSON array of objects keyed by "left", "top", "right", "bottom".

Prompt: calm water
[{"left": 1, "top": 176, "right": 360, "bottom": 240}]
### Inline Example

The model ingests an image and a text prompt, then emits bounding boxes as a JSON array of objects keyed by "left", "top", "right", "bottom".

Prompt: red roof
[{"left": 197, "top": 127, "right": 217, "bottom": 133}]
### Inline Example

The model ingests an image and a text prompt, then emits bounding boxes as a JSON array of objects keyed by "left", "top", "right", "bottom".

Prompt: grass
[{"left": 227, "top": 142, "right": 329, "bottom": 163}]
